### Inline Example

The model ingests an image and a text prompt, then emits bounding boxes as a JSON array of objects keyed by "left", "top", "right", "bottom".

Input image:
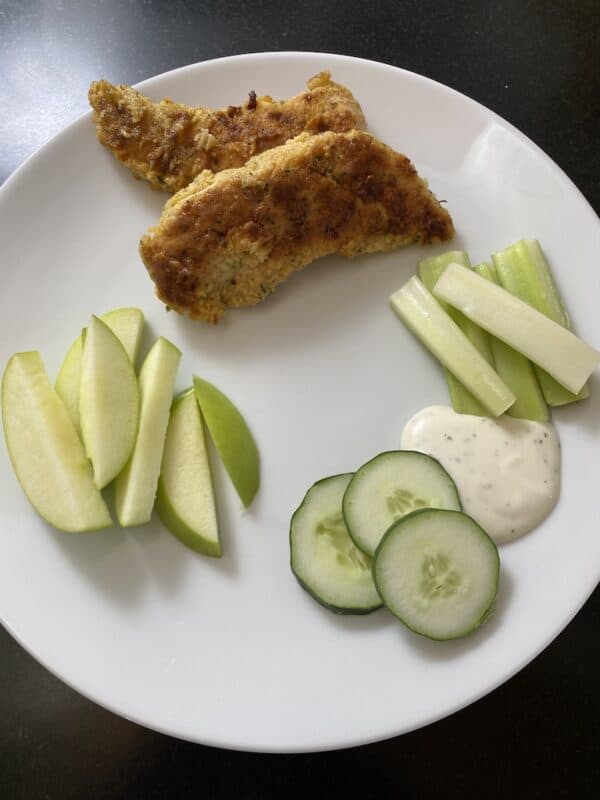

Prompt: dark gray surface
[{"left": 1, "top": 1, "right": 599, "bottom": 797}]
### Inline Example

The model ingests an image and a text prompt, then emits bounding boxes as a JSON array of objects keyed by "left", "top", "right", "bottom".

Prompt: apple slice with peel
[
  {"left": 55, "top": 308, "right": 144, "bottom": 433},
  {"left": 193, "top": 376, "right": 259, "bottom": 507},
  {"left": 79, "top": 315, "right": 140, "bottom": 489},
  {"left": 1, "top": 351, "right": 112, "bottom": 532},
  {"left": 99, "top": 307, "right": 144, "bottom": 364},
  {"left": 55, "top": 330, "right": 85, "bottom": 433},
  {"left": 157, "top": 388, "right": 220, "bottom": 556},
  {"left": 115, "top": 337, "right": 181, "bottom": 527}
]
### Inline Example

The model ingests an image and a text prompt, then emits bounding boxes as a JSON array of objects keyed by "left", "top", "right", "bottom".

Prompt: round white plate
[{"left": 1, "top": 52, "right": 599, "bottom": 753}]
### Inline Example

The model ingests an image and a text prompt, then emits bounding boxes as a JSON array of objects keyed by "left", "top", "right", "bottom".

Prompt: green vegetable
[
  {"left": 373, "top": 508, "right": 499, "bottom": 640},
  {"left": 418, "top": 251, "right": 493, "bottom": 416},
  {"left": 492, "top": 239, "right": 589, "bottom": 406},
  {"left": 342, "top": 450, "right": 461, "bottom": 557},
  {"left": 290, "top": 474, "right": 382, "bottom": 614},
  {"left": 389, "top": 276, "right": 515, "bottom": 416},
  {"left": 433, "top": 263, "right": 600, "bottom": 394},
  {"left": 473, "top": 262, "right": 549, "bottom": 422}
]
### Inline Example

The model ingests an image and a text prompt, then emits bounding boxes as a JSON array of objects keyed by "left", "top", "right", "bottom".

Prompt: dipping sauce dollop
[{"left": 400, "top": 405, "right": 561, "bottom": 544}]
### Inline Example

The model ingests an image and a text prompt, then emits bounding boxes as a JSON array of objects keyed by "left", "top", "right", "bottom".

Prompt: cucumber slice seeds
[
  {"left": 342, "top": 451, "right": 461, "bottom": 557},
  {"left": 290, "top": 474, "right": 382, "bottom": 615},
  {"left": 373, "top": 508, "right": 499, "bottom": 640}
]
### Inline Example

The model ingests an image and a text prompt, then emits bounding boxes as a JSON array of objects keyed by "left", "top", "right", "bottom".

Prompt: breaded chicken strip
[
  {"left": 139, "top": 130, "right": 454, "bottom": 323},
  {"left": 89, "top": 72, "right": 366, "bottom": 193}
]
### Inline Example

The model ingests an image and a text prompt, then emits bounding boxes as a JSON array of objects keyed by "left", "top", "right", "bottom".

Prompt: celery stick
[
  {"left": 493, "top": 239, "right": 568, "bottom": 323},
  {"left": 419, "top": 251, "right": 492, "bottom": 416},
  {"left": 492, "top": 239, "right": 589, "bottom": 405},
  {"left": 418, "top": 253, "right": 492, "bottom": 367},
  {"left": 433, "top": 263, "right": 600, "bottom": 394},
  {"left": 418, "top": 250, "right": 472, "bottom": 286},
  {"left": 534, "top": 365, "right": 589, "bottom": 405},
  {"left": 473, "top": 262, "right": 549, "bottom": 421},
  {"left": 389, "top": 277, "right": 515, "bottom": 417}
]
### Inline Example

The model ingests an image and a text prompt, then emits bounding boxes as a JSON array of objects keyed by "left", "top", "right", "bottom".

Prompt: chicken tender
[
  {"left": 139, "top": 130, "right": 454, "bottom": 323},
  {"left": 89, "top": 72, "right": 366, "bottom": 193}
]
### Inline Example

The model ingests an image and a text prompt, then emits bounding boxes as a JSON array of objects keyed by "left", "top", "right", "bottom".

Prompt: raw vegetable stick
[
  {"left": 473, "top": 262, "right": 549, "bottom": 422},
  {"left": 389, "top": 276, "right": 515, "bottom": 417},
  {"left": 492, "top": 239, "right": 589, "bottom": 406},
  {"left": 418, "top": 251, "right": 493, "bottom": 416},
  {"left": 433, "top": 263, "right": 600, "bottom": 394}
]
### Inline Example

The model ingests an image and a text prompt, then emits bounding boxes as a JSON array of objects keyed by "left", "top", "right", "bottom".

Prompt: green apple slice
[
  {"left": 100, "top": 307, "right": 144, "bottom": 363},
  {"left": 55, "top": 308, "right": 144, "bottom": 433},
  {"left": 79, "top": 315, "right": 140, "bottom": 489},
  {"left": 115, "top": 337, "right": 181, "bottom": 527},
  {"left": 55, "top": 331, "right": 84, "bottom": 433},
  {"left": 157, "top": 388, "right": 220, "bottom": 556},
  {"left": 193, "top": 376, "right": 259, "bottom": 507},
  {"left": 1, "top": 351, "right": 112, "bottom": 532}
]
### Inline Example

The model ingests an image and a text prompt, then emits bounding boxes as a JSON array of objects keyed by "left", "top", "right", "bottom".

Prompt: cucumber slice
[
  {"left": 343, "top": 451, "right": 461, "bottom": 557},
  {"left": 290, "top": 474, "right": 382, "bottom": 615},
  {"left": 373, "top": 508, "right": 499, "bottom": 640}
]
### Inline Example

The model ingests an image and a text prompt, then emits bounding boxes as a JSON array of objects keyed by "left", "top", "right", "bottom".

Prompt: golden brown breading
[
  {"left": 139, "top": 130, "right": 454, "bottom": 323},
  {"left": 88, "top": 72, "right": 366, "bottom": 193}
]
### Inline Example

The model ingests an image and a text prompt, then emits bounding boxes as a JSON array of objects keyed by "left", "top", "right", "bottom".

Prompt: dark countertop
[{"left": 1, "top": 2, "right": 598, "bottom": 797}]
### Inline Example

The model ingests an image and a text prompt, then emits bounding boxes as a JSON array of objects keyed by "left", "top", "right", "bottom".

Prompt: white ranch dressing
[{"left": 400, "top": 405, "right": 561, "bottom": 544}]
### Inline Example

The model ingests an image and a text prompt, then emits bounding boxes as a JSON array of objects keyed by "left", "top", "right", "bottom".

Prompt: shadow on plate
[
  {"left": 47, "top": 465, "right": 242, "bottom": 609},
  {"left": 169, "top": 235, "right": 470, "bottom": 362},
  {"left": 553, "top": 373, "right": 600, "bottom": 434},
  {"left": 310, "top": 601, "right": 396, "bottom": 633},
  {"left": 306, "top": 563, "right": 514, "bottom": 653},
  {"left": 403, "top": 567, "right": 514, "bottom": 662},
  {"left": 48, "top": 524, "right": 149, "bottom": 609}
]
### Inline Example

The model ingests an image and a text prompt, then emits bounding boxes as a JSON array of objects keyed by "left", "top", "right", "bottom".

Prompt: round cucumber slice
[
  {"left": 342, "top": 450, "right": 461, "bottom": 557},
  {"left": 290, "top": 474, "right": 382, "bottom": 615},
  {"left": 373, "top": 508, "right": 499, "bottom": 640}
]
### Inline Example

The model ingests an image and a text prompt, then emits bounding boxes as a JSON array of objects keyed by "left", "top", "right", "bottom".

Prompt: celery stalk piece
[
  {"left": 473, "top": 263, "right": 549, "bottom": 421},
  {"left": 418, "top": 250, "right": 472, "bottom": 285},
  {"left": 389, "top": 276, "right": 515, "bottom": 417},
  {"left": 493, "top": 239, "right": 568, "bottom": 323},
  {"left": 419, "top": 251, "right": 492, "bottom": 416},
  {"left": 433, "top": 263, "right": 600, "bottom": 394},
  {"left": 492, "top": 239, "right": 589, "bottom": 405}
]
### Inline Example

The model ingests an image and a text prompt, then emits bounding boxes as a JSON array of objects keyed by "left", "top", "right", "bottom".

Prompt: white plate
[{"left": 1, "top": 52, "right": 599, "bottom": 753}]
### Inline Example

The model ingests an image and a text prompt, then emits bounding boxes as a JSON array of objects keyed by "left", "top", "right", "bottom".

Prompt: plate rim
[
  {"left": 2, "top": 50, "right": 598, "bottom": 226},
  {"left": 1, "top": 50, "right": 599, "bottom": 753}
]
